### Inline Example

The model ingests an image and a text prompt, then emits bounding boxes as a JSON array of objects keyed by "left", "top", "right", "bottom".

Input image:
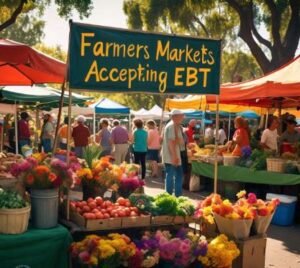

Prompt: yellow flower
[
  {"left": 98, "top": 240, "right": 115, "bottom": 259},
  {"left": 236, "top": 190, "right": 247, "bottom": 199}
]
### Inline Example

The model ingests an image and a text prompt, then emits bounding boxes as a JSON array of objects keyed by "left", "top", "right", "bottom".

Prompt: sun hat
[{"left": 170, "top": 109, "right": 184, "bottom": 116}]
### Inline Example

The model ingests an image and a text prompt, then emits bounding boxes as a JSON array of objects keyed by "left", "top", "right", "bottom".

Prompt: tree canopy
[{"left": 123, "top": 0, "right": 300, "bottom": 74}]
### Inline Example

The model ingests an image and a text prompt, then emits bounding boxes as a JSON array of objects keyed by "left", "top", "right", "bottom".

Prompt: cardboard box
[
  {"left": 70, "top": 211, "right": 122, "bottom": 231},
  {"left": 121, "top": 215, "right": 151, "bottom": 228},
  {"left": 151, "top": 215, "right": 174, "bottom": 225},
  {"left": 232, "top": 235, "right": 266, "bottom": 268}
]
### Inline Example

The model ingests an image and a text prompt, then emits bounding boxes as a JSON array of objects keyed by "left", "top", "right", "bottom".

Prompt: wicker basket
[
  {"left": 0, "top": 206, "right": 31, "bottom": 234},
  {"left": 223, "top": 156, "right": 240, "bottom": 166},
  {"left": 266, "top": 158, "right": 286, "bottom": 173}
]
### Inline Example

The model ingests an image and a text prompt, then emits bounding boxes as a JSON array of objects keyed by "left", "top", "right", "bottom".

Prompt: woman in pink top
[{"left": 146, "top": 120, "right": 161, "bottom": 177}]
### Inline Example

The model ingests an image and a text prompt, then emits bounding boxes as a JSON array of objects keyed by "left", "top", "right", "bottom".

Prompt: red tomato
[
  {"left": 100, "top": 209, "right": 107, "bottom": 214},
  {"left": 103, "top": 200, "right": 112, "bottom": 207},
  {"left": 124, "top": 200, "right": 131, "bottom": 207},
  {"left": 130, "top": 207, "right": 138, "bottom": 213},
  {"left": 106, "top": 207, "right": 114, "bottom": 213},
  {"left": 130, "top": 211, "right": 138, "bottom": 217},
  {"left": 83, "top": 213, "right": 96, "bottom": 219},
  {"left": 112, "top": 213, "right": 119, "bottom": 218},
  {"left": 76, "top": 207, "right": 82, "bottom": 214},
  {"left": 95, "top": 197, "right": 103, "bottom": 206},
  {"left": 95, "top": 212, "right": 104, "bottom": 219},
  {"left": 116, "top": 197, "right": 126, "bottom": 206},
  {"left": 87, "top": 198, "right": 94, "bottom": 203},
  {"left": 81, "top": 201, "right": 87, "bottom": 206},
  {"left": 70, "top": 202, "right": 76, "bottom": 210},
  {"left": 88, "top": 202, "right": 97, "bottom": 210},
  {"left": 118, "top": 210, "right": 126, "bottom": 217},
  {"left": 92, "top": 208, "right": 100, "bottom": 213},
  {"left": 124, "top": 208, "right": 131, "bottom": 216},
  {"left": 82, "top": 205, "right": 91, "bottom": 212},
  {"left": 103, "top": 213, "right": 110, "bottom": 219}
]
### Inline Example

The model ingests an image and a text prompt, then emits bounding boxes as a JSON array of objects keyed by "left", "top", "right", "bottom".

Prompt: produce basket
[
  {"left": 223, "top": 155, "right": 240, "bottom": 166},
  {"left": 0, "top": 206, "right": 31, "bottom": 234},
  {"left": 266, "top": 158, "right": 286, "bottom": 173}
]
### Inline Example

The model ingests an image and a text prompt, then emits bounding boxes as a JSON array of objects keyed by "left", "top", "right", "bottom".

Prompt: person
[
  {"left": 204, "top": 123, "right": 214, "bottom": 144},
  {"left": 111, "top": 119, "right": 129, "bottom": 164},
  {"left": 72, "top": 115, "right": 90, "bottom": 158},
  {"left": 57, "top": 116, "right": 69, "bottom": 150},
  {"left": 162, "top": 109, "right": 185, "bottom": 197},
  {"left": 214, "top": 122, "right": 227, "bottom": 145},
  {"left": 260, "top": 116, "right": 279, "bottom": 152},
  {"left": 279, "top": 115, "right": 300, "bottom": 152},
  {"left": 227, "top": 116, "right": 250, "bottom": 156},
  {"left": 132, "top": 119, "right": 148, "bottom": 179},
  {"left": 41, "top": 114, "right": 54, "bottom": 153},
  {"left": 18, "top": 112, "right": 31, "bottom": 150},
  {"left": 185, "top": 119, "right": 196, "bottom": 143},
  {"left": 97, "top": 118, "right": 112, "bottom": 157},
  {"left": 146, "top": 120, "right": 161, "bottom": 177}
]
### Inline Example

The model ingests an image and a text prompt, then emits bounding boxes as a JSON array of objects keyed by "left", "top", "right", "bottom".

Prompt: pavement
[{"left": 143, "top": 176, "right": 300, "bottom": 268}]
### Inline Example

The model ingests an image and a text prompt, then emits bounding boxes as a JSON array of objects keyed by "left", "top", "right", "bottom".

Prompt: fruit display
[{"left": 70, "top": 197, "right": 143, "bottom": 220}]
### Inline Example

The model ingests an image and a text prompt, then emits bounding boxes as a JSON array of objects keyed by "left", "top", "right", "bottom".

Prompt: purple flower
[
  {"left": 51, "top": 159, "right": 68, "bottom": 170},
  {"left": 176, "top": 228, "right": 188, "bottom": 240},
  {"left": 241, "top": 146, "right": 252, "bottom": 158}
]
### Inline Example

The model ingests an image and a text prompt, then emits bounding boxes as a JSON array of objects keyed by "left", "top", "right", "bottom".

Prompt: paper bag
[
  {"left": 214, "top": 213, "right": 253, "bottom": 240},
  {"left": 189, "top": 174, "right": 200, "bottom": 192},
  {"left": 253, "top": 211, "right": 275, "bottom": 234}
]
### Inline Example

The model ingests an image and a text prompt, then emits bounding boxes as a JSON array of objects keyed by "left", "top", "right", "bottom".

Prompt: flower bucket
[
  {"left": 0, "top": 206, "right": 30, "bottom": 234},
  {"left": 214, "top": 213, "right": 253, "bottom": 240},
  {"left": 253, "top": 211, "right": 275, "bottom": 234},
  {"left": 31, "top": 188, "right": 59, "bottom": 229}
]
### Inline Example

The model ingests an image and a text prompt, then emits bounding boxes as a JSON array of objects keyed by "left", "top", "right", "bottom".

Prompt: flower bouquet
[
  {"left": 70, "top": 233, "right": 137, "bottom": 268},
  {"left": 198, "top": 234, "right": 240, "bottom": 268},
  {"left": 236, "top": 190, "right": 279, "bottom": 234},
  {"left": 76, "top": 156, "right": 122, "bottom": 200}
]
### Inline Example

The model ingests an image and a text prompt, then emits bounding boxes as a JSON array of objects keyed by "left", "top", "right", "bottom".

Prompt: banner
[{"left": 68, "top": 22, "right": 221, "bottom": 94}]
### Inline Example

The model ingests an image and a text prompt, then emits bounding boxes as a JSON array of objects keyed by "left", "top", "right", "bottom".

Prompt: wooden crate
[
  {"left": 70, "top": 211, "right": 122, "bottom": 231},
  {"left": 173, "top": 216, "right": 185, "bottom": 224},
  {"left": 151, "top": 215, "right": 174, "bottom": 225},
  {"left": 185, "top": 216, "right": 196, "bottom": 223},
  {"left": 121, "top": 215, "right": 151, "bottom": 228}
]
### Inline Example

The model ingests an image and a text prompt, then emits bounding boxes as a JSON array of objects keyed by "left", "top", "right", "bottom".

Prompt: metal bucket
[{"left": 31, "top": 188, "right": 59, "bottom": 229}]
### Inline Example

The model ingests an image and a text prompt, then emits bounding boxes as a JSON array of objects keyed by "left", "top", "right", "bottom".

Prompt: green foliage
[
  {"left": 154, "top": 192, "right": 178, "bottom": 215},
  {"left": 34, "top": 43, "right": 67, "bottom": 62},
  {"left": 128, "top": 193, "right": 155, "bottom": 212},
  {"left": 0, "top": 189, "right": 29, "bottom": 209},
  {"left": 250, "top": 149, "right": 271, "bottom": 171},
  {"left": 83, "top": 144, "right": 102, "bottom": 168}
]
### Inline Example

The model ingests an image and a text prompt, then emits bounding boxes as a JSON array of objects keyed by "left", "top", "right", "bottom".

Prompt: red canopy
[
  {"left": 207, "top": 55, "right": 300, "bottom": 108},
  {"left": 0, "top": 39, "right": 66, "bottom": 85}
]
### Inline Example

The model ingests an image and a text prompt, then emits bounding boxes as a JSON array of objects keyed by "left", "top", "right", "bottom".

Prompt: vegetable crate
[
  {"left": 151, "top": 215, "right": 174, "bottom": 225},
  {"left": 70, "top": 211, "right": 122, "bottom": 231},
  {"left": 121, "top": 214, "right": 151, "bottom": 228}
]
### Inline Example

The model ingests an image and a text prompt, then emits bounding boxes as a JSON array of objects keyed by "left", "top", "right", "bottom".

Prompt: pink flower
[
  {"left": 247, "top": 193, "right": 257, "bottom": 204},
  {"left": 78, "top": 251, "right": 90, "bottom": 264}
]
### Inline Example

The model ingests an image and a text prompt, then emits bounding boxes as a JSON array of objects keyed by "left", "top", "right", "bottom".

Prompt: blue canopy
[
  {"left": 237, "top": 110, "right": 260, "bottom": 119},
  {"left": 94, "top": 98, "right": 130, "bottom": 114}
]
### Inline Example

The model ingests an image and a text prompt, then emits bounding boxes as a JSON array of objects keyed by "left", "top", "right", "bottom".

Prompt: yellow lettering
[
  {"left": 174, "top": 67, "right": 184, "bottom": 86},
  {"left": 186, "top": 67, "right": 198, "bottom": 87},
  {"left": 156, "top": 40, "right": 170, "bottom": 61},
  {"left": 207, "top": 51, "right": 215, "bottom": 65},
  {"left": 193, "top": 51, "right": 201, "bottom": 63},
  {"left": 185, "top": 45, "right": 194, "bottom": 63},
  {"left": 199, "top": 68, "right": 211, "bottom": 87},
  {"left": 119, "top": 69, "right": 127, "bottom": 81},
  {"left": 105, "top": 42, "right": 114, "bottom": 56},
  {"left": 144, "top": 46, "right": 150, "bottom": 59},
  {"left": 109, "top": 68, "right": 119, "bottom": 82},
  {"left": 93, "top": 42, "right": 105, "bottom": 56},
  {"left": 158, "top": 72, "right": 168, "bottom": 93},
  {"left": 170, "top": 48, "right": 179, "bottom": 61},
  {"left": 99, "top": 67, "right": 108, "bottom": 81},
  {"left": 201, "top": 45, "right": 208, "bottom": 64},
  {"left": 127, "top": 44, "right": 136, "bottom": 57},
  {"left": 80, "top": 32, "right": 95, "bottom": 56},
  {"left": 128, "top": 69, "right": 137, "bottom": 88},
  {"left": 84, "top": 61, "right": 99, "bottom": 82}
]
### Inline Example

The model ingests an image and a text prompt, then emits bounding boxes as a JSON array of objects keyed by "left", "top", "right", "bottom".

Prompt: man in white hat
[
  {"left": 72, "top": 115, "right": 90, "bottom": 158},
  {"left": 161, "top": 109, "right": 185, "bottom": 196}
]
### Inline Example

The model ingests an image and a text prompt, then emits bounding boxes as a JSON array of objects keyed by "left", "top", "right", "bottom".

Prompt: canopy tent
[
  {"left": 165, "top": 95, "right": 266, "bottom": 114},
  {"left": 206, "top": 55, "right": 300, "bottom": 108},
  {"left": 51, "top": 106, "right": 93, "bottom": 117},
  {"left": 92, "top": 98, "right": 130, "bottom": 114},
  {"left": 0, "top": 39, "right": 66, "bottom": 85},
  {"left": 131, "top": 108, "right": 148, "bottom": 116},
  {"left": 0, "top": 103, "right": 16, "bottom": 114},
  {"left": 131, "top": 105, "right": 169, "bottom": 121},
  {"left": 237, "top": 110, "right": 260, "bottom": 119}
]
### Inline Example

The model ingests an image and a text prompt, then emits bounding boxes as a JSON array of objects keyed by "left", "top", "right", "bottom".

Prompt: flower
[
  {"left": 49, "top": 173, "right": 57, "bottom": 182},
  {"left": 236, "top": 190, "right": 247, "bottom": 199}
]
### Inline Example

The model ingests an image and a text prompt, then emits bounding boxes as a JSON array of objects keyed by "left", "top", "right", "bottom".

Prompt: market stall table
[
  {"left": 192, "top": 161, "right": 300, "bottom": 185},
  {"left": 0, "top": 224, "right": 72, "bottom": 268}
]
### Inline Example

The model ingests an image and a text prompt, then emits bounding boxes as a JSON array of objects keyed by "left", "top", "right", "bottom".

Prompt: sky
[{"left": 42, "top": 0, "right": 127, "bottom": 50}]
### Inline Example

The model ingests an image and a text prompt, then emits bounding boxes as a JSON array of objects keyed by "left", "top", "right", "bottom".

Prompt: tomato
[
  {"left": 76, "top": 207, "right": 82, "bottom": 214},
  {"left": 88, "top": 202, "right": 97, "bottom": 210},
  {"left": 102, "top": 200, "right": 112, "bottom": 208},
  {"left": 130, "top": 207, "right": 138, "bottom": 213},
  {"left": 130, "top": 211, "right": 138, "bottom": 217},
  {"left": 81, "top": 201, "right": 87, "bottom": 206},
  {"left": 100, "top": 209, "right": 107, "bottom": 213},
  {"left": 70, "top": 202, "right": 76, "bottom": 210},
  {"left": 118, "top": 210, "right": 126, "bottom": 217},
  {"left": 124, "top": 200, "right": 131, "bottom": 207},
  {"left": 124, "top": 208, "right": 131, "bottom": 216},
  {"left": 103, "top": 213, "right": 110, "bottom": 219},
  {"left": 112, "top": 212, "right": 119, "bottom": 218},
  {"left": 83, "top": 213, "right": 96, "bottom": 219},
  {"left": 106, "top": 207, "right": 114, "bottom": 213},
  {"left": 95, "top": 212, "right": 104, "bottom": 219},
  {"left": 87, "top": 198, "right": 94, "bottom": 203},
  {"left": 92, "top": 208, "right": 100, "bottom": 213},
  {"left": 82, "top": 205, "right": 91, "bottom": 212},
  {"left": 95, "top": 197, "right": 103, "bottom": 206},
  {"left": 116, "top": 197, "right": 126, "bottom": 206}
]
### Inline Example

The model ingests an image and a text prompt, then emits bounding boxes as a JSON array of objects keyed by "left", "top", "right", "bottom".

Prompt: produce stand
[
  {"left": 192, "top": 161, "right": 300, "bottom": 185},
  {"left": 0, "top": 224, "right": 72, "bottom": 268}
]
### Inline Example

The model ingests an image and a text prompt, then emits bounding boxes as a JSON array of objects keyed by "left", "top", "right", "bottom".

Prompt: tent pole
[
  {"left": 214, "top": 95, "right": 220, "bottom": 194},
  {"left": 93, "top": 110, "right": 96, "bottom": 142},
  {"left": 202, "top": 110, "right": 206, "bottom": 135},
  {"left": 14, "top": 102, "right": 18, "bottom": 155},
  {"left": 265, "top": 110, "right": 269, "bottom": 129},
  {"left": 228, "top": 113, "right": 231, "bottom": 140},
  {"left": 66, "top": 84, "right": 72, "bottom": 221},
  {"left": 35, "top": 108, "right": 39, "bottom": 149},
  {"left": 52, "top": 82, "right": 66, "bottom": 154}
]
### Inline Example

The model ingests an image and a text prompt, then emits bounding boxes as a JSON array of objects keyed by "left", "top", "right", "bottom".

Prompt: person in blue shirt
[{"left": 132, "top": 119, "right": 148, "bottom": 179}]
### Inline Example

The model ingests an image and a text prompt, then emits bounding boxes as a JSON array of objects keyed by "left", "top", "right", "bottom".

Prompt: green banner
[{"left": 69, "top": 22, "right": 221, "bottom": 94}]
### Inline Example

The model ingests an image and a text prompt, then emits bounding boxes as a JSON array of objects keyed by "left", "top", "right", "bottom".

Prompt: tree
[
  {"left": 34, "top": 43, "right": 67, "bottom": 62},
  {"left": 0, "top": 0, "right": 93, "bottom": 32},
  {"left": 123, "top": 0, "right": 300, "bottom": 74}
]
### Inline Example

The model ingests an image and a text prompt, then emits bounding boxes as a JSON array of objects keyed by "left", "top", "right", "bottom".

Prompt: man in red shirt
[
  {"left": 72, "top": 115, "right": 90, "bottom": 158},
  {"left": 185, "top": 119, "right": 196, "bottom": 143},
  {"left": 18, "top": 112, "right": 31, "bottom": 151}
]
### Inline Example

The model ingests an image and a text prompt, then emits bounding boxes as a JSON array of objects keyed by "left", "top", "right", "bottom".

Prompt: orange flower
[
  {"left": 49, "top": 173, "right": 57, "bottom": 182},
  {"left": 26, "top": 174, "right": 34, "bottom": 185},
  {"left": 35, "top": 165, "right": 50, "bottom": 176}
]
